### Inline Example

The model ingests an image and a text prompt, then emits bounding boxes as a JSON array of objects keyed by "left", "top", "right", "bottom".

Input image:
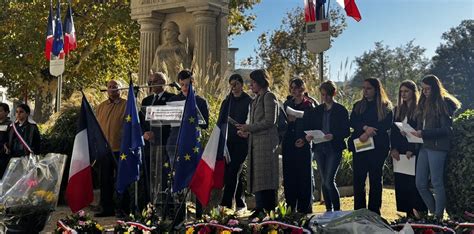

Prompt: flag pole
[{"left": 57, "top": 74, "right": 62, "bottom": 112}]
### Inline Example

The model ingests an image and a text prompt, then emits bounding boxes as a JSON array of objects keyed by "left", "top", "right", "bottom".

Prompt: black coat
[
  {"left": 8, "top": 121, "right": 41, "bottom": 157},
  {"left": 306, "top": 102, "right": 350, "bottom": 151},
  {"left": 140, "top": 91, "right": 175, "bottom": 145},
  {"left": 390, "top": 109, "right": 418, "bottom": 154},
  {"left": 282, "top": 97, "right": 315, "bottom": 150},
  {"left": 0, "top": 118, "right": 11, "bottom": 157},
  {"left": 219, "top": 92, "right": 252, "bottom": 144},
  {"left": 348, "top": 100, "right": 393, "bottom": 152}
]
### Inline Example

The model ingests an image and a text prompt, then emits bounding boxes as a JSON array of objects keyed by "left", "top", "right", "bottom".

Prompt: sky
[{"left": 230, "top": 0, "right": 474, "bottom": 81}]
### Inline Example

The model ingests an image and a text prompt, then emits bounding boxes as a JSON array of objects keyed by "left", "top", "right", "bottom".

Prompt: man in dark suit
[{"left": 139, "top": 72, "right": 175, "bottom": 207}]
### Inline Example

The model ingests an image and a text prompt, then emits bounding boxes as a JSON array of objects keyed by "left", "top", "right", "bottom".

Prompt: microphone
[{"left": 99, "top": 82, "right": 182, "bottom": 92}]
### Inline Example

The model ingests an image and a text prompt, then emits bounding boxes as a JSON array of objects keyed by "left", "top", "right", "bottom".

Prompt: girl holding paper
[
  {"left": 348, "top": 78, "right": 393, "bottom": 215},
  {"left": 281, "top": 78, "right": 315, "bottom": 214},
  {"left": 305, "top": 80, "right": 350, "bottom": 212},
  {"left": 413, "top": 75, "right": 461, "bottom": 219},
  {"left": 390, "top": 80, "right": 427, "bottom": 217}
]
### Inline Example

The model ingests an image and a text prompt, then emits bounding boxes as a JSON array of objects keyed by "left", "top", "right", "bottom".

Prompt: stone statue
[{"left": 151, "top": 21, "right": 191, "bottom": 79}]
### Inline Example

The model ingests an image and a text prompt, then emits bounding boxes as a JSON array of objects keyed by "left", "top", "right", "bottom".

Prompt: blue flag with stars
[
  {"left": 52, "top": 0, "right": 64, "bottom": 57},
  {"left": 173, "top": 82, "right": 203, "bottom": 192},
  {"left": 116, "top": 80, "right": 145, "bottom": 194}
]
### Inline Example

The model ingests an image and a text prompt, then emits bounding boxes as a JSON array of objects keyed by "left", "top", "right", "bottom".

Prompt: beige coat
[
  {"left": 247, "top": 91, "right": 280, "bottom": 193},
  {"left": 96, "top": 98, "right": 126, "bottom": 152}
]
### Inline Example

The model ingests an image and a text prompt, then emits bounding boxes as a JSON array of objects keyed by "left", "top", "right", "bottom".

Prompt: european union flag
[
  {"left": 52, "top": 0, "right": 64, "bottom": 57},
  {"left": 173, "top": 82, "right": 203, "bottom": 192},
  {"left": 116, "top": 80, "right": 145, "bottom": 194}
]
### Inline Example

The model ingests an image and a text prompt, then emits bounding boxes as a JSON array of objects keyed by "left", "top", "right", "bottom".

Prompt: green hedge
[{"left": 446, "top": 109, "right": 474, "bottom": 219}]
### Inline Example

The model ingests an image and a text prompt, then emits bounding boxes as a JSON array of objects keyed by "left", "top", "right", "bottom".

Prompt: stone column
[
  {"left": 192, "top": 10, "right": 218, "bottom": 77},
  {"left": 137, "top": 15, "right": 164, "bottom": 85}
]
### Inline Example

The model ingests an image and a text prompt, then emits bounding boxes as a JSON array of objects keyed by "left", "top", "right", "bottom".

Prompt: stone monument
[{"left": 131, "top": 0, "right": 229, "bottom": 85}]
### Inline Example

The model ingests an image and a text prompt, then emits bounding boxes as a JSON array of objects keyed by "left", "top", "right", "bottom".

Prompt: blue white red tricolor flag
[
  {"left": 189, "top": 96, "right": 228, "bottom": 206},
  {"left": 336, "top": 0, "right": 362, "bottom": 22},
  {"left": 44, "top": 1, "right": 55, "bottom": 60},
  {"left": 66, "top": 94, "right": 113, "bottom": 213},
  {"left": 63, "top": 1, "right": 77, "bottom": 54}
]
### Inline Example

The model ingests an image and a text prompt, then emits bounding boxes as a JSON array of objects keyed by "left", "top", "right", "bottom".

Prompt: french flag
[
  {"left": 304, "top": 0, "right": 316, "bottom": 23},
  {"left": 44, "top": 2, "right": 54, "bottom": 60},
  {"left": 336, "top": 0, "right": 362, "bottom": 22},
  {"left": 66, "top": 94, "right": 112, "bottom": 213},
  {"left": 63, "top": 1, "right": 77, "bottom": 54},
  {"left": 189, "top": 103, "right": 228, "bottom": 206}
]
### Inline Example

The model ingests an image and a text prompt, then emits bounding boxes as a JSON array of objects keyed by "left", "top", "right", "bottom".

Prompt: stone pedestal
[{"left": 131, "top": 0, "right": 229, "bottom": 84}]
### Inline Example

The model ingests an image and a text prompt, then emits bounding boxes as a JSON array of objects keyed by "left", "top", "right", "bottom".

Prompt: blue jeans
[
  {"left": 415, "top": 147, "right": 447, "bottom": 218},
  {"left": 314, "top": 144, "right": 342, "bottom": 211}
]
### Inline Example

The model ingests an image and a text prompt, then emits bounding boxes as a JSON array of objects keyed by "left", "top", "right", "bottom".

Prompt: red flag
[
  {"left": 189, "top": 125, "right": 227, "bottom": 206},
  {"left": 63, "top": 1, "right": 77, "bottom": 54},
  {"left": 336, "top": 0, "right": 362, "bottom": 22},
  {"left": 44, "top": 2, "right": 54, "bottom": 60},
  {"left": 304, "top": 0, "right": 316, "bottom": 23}
]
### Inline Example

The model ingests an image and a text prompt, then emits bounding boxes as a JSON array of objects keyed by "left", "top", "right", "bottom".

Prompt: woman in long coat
[{"left": 236, "top": 69, "right": 279, "bottom": 218}]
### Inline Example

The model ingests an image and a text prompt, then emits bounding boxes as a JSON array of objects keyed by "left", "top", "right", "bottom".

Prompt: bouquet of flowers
[
  {"left": 248, "top": 202, "right": 311, "bottom": 234},
  {"left": 185, "top": 206, "right": 247, "bottom": 233},
  {"left": 114, "top": 203, "right": 165, "bottom": 233},
  {"left": 56, "top": 210, "right": 104, "bottom": 233},
  {"left": 0, "top": 154, "right": 67, "bottom": 232},
  {"left": 391, "top": 211, "right": 474, "bottom": 234}
]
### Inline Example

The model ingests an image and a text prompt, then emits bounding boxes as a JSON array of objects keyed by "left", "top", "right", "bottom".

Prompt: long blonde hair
[
  {"left": 417, "top": 74, "right": 461, "bottom": 119},
  {"left": 354, "top": 78, "right": 392, "bottom": 121}
]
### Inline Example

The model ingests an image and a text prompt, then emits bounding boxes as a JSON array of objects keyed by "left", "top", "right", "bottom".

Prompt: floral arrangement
[
  {"left": 185, "top": 206, "right": 248, "bottom": 233},
  {"left": 56, "top": 210, "right": 104, "bottom": 233},
  {"left": 248, "top": 202, "right": 311, "bottom": 234},
  {"left": 391, "top": 210, "right": 474, "bottom": 234},
  {"left": 114, "top": 203, "right": 166, "bottom": 233}
]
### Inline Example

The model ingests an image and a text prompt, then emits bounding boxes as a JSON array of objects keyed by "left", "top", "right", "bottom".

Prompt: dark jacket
[
  {"left": 8, "top": 121, "right": 41, "bottom": 157},
  {"left": 140, "top": 91, "right": 175, "bottom": 145},
  {"left": 307, "top": 102, "right": 350, "bottom": 151},
  {"left": 348, "top": 100, "right": 393, "bottom": 152},
  {"left": 283, "top": 96, "right": 316, "bottom": 142},
  {"left": 0, "top": 118, "right": 12, "bottom": 157},
  {"left": 417, "top": 98, "right": 458, "bottom": 152},
  {"left": 220, "top": 92, "right": 252, "bottom": 144},
  {"left": 390, "top": 109, "right": 418, "bottom": 154}
]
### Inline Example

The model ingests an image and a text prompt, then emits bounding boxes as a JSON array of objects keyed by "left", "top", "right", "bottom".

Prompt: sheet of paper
[
  {"left": 353, "top": 137, "right": 375, "bottom": 153},
  {"left": 304, "top": 130, "right": 330, "bottom": 144},
  {"left": 286, "top": 106, "right": 304, "bottom": 118},
  {"left": 167, "top": 100, "right": 185, "bottom": 106},
  {"left": 0, "top": 125, "right": 7, "bottom": 132},
  {"left": 393, "top": 154, "right": 416, "bottom": 176},
  {"left": 394, "top": 122, "right": 423, "bottom": 143}
]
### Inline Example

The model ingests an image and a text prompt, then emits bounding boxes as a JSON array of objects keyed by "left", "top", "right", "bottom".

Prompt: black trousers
[
  {"left": 99, "top": 152, "right": 130, "bottom": 213},
  {"left": 352, "top": 147, "right": 389, "bottom": 214},
  {"left": 255, "top": 189, "right": 276, "bottom": 212},
  {"left": 282, "top": 142, "right": 313, "bottom": 213},
  {"left": 220, "top": 141, "right": 248, "bottom": 209}
]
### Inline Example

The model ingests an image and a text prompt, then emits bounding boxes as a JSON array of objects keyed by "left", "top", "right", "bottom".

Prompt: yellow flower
[
  {"left": 96, "top": 224, "right": 104, "bottom": 231},
  {"left": 186, "top": 227, "right": 194, "bottom": 234},
  {"left": 146, "top": 220, "right": 151, "bottom": 226},
  {"left": 269, "top": 230, "right": 278, "bottom": 234},
  {"left": 220, "top": 230, "right": 231, "bottom": 234}
]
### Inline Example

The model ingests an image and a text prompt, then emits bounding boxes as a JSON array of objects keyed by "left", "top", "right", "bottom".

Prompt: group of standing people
[{"left": 227, "top": 71, "right": 460, "bottom": 220}]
